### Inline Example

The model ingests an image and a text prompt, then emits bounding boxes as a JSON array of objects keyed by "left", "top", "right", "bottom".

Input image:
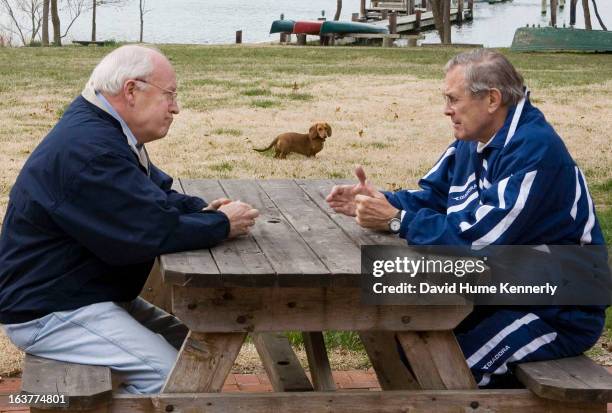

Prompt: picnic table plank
[
  {"left": 252, "top": 333, "right": 314, "bottom": 392},
  {"left": 258, "top": 179, "right": 361, "bottom": 274},
  {"left": 112, "top": 390, "right": 606, "bottom": 413},
  {"left": 21, "top": 354, "right": 112, "bottom": 411},
  {"left": 516, "top": 355, "right": 612, "bottom": 403},
  {"left": 302, "top": 332, "right": 336, "bottom": 391},
  {"left": 181, "top": 179, "right": 276, "bottom": 287},
  {"left": 172, "top": 285, "right": 472, "bottom": 332},
  {"left": 397, "top": 331, "right": 477, "bottom": 390},
  {"left": 296, "top": 179, "right": 406, "bottom": 247},
  {"left": 218, "top": 179, "right": 329, "bottom": 277},
  {"left": 162, "top": 331, "right": 246, "bottom": 393}
]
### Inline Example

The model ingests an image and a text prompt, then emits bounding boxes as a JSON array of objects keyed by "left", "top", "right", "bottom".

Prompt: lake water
[{"left": 4, "top": 0, "right": 612, "bottom": 47}]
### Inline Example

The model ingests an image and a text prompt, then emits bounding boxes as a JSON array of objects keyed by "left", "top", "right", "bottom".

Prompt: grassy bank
[{"left": 0, "top": 45, "right": 610, "bottom": 374}]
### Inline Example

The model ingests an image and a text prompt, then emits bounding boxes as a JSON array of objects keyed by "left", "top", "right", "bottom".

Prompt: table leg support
[
  {"left": 302, "top": 332, "right": 336, "bottom": 391},
  {"left": 162, "top": 331, "right": 247, "bottom": 393},
  {"left": 397, "top": 330, "right": 477, "bottom": 390},
  {"left": 359, "top": 331, "right": 420, "bottom": 390},
  {"left": 253, "top": 332, "right": 313, "bottom": 392}
]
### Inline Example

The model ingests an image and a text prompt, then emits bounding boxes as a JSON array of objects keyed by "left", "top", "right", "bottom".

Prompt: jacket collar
[
  {"left": 81, "top": 84, "right": 150, "bottom": 174},
  {"left": 473, "top": 89, "right": 531, "bottom": 154}
]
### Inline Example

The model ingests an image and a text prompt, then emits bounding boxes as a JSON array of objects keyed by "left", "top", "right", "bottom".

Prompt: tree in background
[
  {"left": 334, "top": 0, "right": 342, "bottom": 21},
  {"left": 91, "top": 0, "right": 125, "bottom": 42},
  {"left": 138, "top": 0, "right": 149, "bottom": 42},
  {"left": 41, "top": 0, "right": 48, "bottom": 45},
  {"left": 430, "top": 0, "right": 451, "bottom": 44},
  {"left": 50, "top": 0, "right": 59, "bottom": 44},
  {"left": 0, "top": 0, "right": 43, "bottom": 46}
]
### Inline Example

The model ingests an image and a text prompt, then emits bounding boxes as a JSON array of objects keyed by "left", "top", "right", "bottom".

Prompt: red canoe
[{"left": 292, "top": 21, "right": 324, "bottom": 35}]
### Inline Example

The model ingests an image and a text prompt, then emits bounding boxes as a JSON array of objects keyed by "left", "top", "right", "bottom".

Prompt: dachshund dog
[{"left": 254, "top": 122, "right": 332, "bottom": 159}]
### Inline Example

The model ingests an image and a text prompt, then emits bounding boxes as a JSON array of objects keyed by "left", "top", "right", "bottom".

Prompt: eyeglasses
[
  {"left": 135, "top": 79, "right": 178, "bottom": 104},
  {"left": 443, "top": 90, "right": 489, "bottom": 110}
]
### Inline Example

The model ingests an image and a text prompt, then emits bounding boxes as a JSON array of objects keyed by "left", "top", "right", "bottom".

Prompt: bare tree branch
[
  {"left": 59, "top": 0, "right": 86, "bottom": 39},
  {"left": 590, "top": 0, "right": 607, "bottom": 30},
  {"left": 0, "top": 0, "right": 43, "bottom": 45}
]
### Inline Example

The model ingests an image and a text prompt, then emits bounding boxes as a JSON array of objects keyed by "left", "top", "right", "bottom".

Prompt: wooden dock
[{"left": 370, "top": 8, "right": 463, "bottom": 33}]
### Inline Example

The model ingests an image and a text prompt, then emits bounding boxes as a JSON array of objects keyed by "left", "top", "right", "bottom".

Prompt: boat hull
[
  {"left": 320, "top": 21, "right": 389, "bottom": 35},
  {"left": 293, "top": 21, "right": 324, "bottom": 35},
  {"left": 270, "top": 20, "right": 295, "bottom": 34},
  {"left": 511, "top": 27, "right": 612, "bottom": 52}
]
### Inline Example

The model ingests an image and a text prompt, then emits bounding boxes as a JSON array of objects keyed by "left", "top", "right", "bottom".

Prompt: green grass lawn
[{"left": 0, "top": 44, "right": 610, "bottom": 355}]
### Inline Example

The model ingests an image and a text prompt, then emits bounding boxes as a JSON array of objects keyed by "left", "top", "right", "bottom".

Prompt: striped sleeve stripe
[
  {"left": 570, "top": 166, "right": 581, "bottom": 220},
  {"left": 450, "top": 173, "right": 476, "bottom": 193},
  {"left": 472, "top": 171, "right": 537, "bottom": 247},
  {"left": 497, "top": 177, "right": 508, "bottom": 209},
  {"left": 578, "top": 168, "right": 595, "bottom": 245},
  {"left": 458, "top": 175, "right": 509, "bottom": 233},
  {"left": 479, "top": 178, "right": 492, "bottom": 190},
  {"left": 477, "top": 332, "right": 557, "bottom": 387},
  {"left": 447, "top": 192, "right": 479, "bottom": 214},
  {"left": 422, "top": 147, "right": 456, "bottom": 180},
  {"left": 459, "top": 205, "right": 495, "bottom": 232},
  {"left": 466, "top": 313, "right": 539, "bottom": 368}
]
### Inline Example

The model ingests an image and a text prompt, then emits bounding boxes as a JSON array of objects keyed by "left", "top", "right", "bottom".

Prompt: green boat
[
  {"left": 320, "top": 21, "right": 389, "bottom": 35},
  {"left": 270, "top": 20, "right": 295, "bottom": 34},
  {"left": 511, "top": 27, "right": 612, "bottom": 52}
]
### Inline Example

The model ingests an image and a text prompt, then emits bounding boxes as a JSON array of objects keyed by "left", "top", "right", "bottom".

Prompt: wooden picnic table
[{"left": 144, "top": 178, "right": 603, "bottom": 412}]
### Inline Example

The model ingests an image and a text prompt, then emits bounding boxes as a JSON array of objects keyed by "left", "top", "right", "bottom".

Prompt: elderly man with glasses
[
  {"left": 327, "top": 49, "right": 606, "bottom": 388},
  {"left": 0, "top": 45, "right": 259, "bottom": 394}
]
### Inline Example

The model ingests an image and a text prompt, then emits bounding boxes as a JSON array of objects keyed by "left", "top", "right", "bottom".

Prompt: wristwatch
[{"left": 388, "top": 210, "right": 402, "bottom": 234}]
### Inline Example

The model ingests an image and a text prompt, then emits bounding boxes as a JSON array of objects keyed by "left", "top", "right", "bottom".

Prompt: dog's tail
[{"left": 253, "top": 137, "right": 278, "bottom": 152}]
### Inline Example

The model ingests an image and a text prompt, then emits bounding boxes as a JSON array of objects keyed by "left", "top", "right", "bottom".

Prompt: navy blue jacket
[
  {"left": 385, "top": 97, "right": 604, "bottom": 247},
  {"left": 0, "top": 96, "right": 229, "bottom": 324}
]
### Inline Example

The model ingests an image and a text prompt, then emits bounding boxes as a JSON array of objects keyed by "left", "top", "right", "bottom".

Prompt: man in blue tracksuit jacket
[
  {"left": 327, "top": 49, "right": 606, "bottom": 387},
  {"left": 0, "top": 45, "right": 259, "bottom": 393}
]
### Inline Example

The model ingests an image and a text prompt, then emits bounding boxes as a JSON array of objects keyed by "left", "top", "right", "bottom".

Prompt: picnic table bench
[{"left": 20, "top": 179, "right": 612, "bottom": 412}]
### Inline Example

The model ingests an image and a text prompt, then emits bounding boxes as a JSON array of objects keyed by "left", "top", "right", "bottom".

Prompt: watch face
[{"left": 390, "top": 218, "right": 401, "bottom": 233}]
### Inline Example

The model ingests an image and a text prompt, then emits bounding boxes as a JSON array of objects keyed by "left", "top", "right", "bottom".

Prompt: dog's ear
[
  {"left": 309, "top": 124, "right": 317, "bottom": 140},
  {"left": 325, "top": 123, "right": 332, "bottom": 137}
]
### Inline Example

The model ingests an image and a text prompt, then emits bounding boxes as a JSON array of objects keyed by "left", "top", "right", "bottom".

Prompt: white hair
[{"left": 87, "top": 45, "right": 164, "bottom": 95}]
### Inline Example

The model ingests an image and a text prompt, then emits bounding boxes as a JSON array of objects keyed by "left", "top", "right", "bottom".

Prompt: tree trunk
[
  {"left": 334, "top": 0, "right": 342, "bottom": 20},
  {"left": 91, "top": 0, "right": 96, "bottom": 41},
  {"left": 42, "top": 0, "right": 49, "bottom": 45},
  {"left": 582, "top": 0, "right": 592, "bottom": 29},
  {"left": 139, "top": 0, "right": 144, "bottom": 42},
  {"left": 442, "top": 0, "right": 451, "bottom": 44},
  {"left": 51, "top": 0, "right": 60, "bottom": 45},
  {"left": 570, "top": 0, "right": 577, "bottom": 26},
  {"left": 430, "top": 0, "right": 444, "bottom": 42}
]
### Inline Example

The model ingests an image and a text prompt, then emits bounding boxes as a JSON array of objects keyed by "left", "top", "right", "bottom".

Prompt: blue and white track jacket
[{"left": 385, "top": 94, "right": 604, "bottom": 247}]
